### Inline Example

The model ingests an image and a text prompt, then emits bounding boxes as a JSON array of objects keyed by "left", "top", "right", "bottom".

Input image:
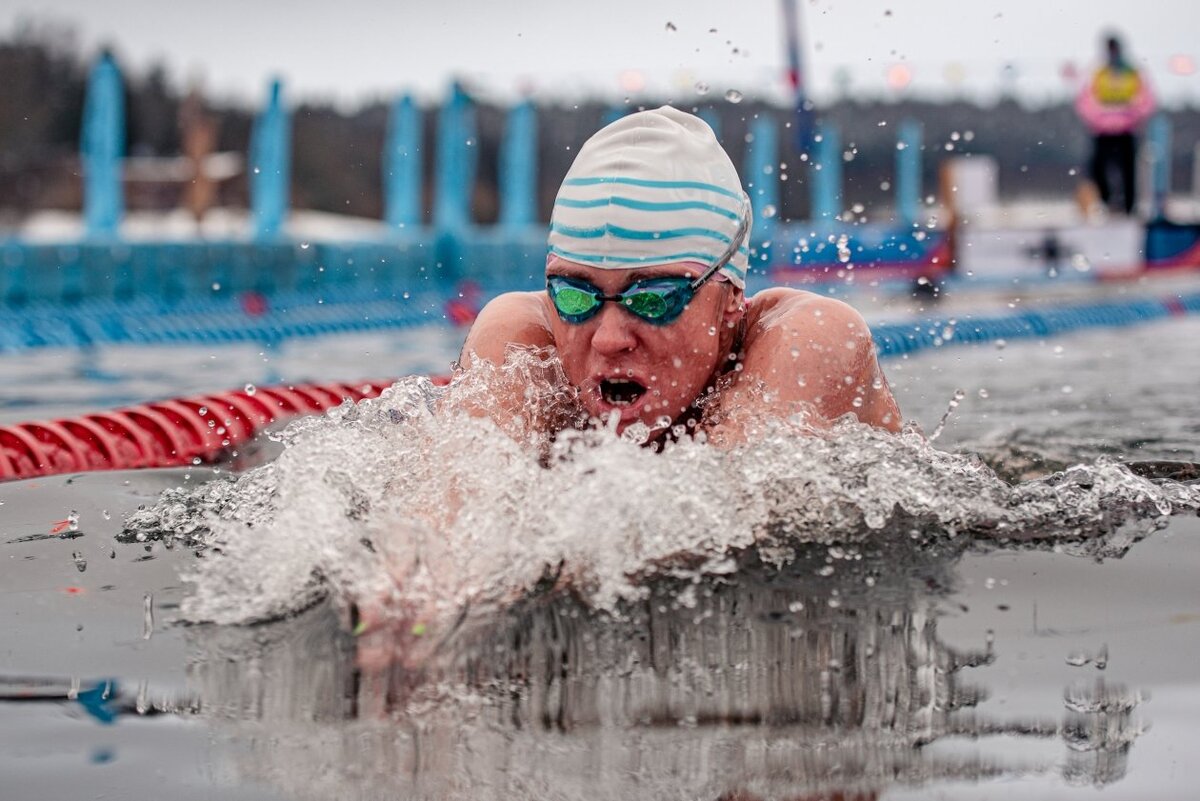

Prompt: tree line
[{"left": 2, "top": 23, "right": 1196, "bottom": 227}]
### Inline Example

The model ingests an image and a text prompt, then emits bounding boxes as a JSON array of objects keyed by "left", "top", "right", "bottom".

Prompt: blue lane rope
[
  {"left": 0, "top": 286, "right": 456, "bottom": 352},
  {"left": 1, "top": 287, "right": 1198, "bottom": 355},
  {"left": 869, "top": 293, "right": 1200, "bottom": 358}
]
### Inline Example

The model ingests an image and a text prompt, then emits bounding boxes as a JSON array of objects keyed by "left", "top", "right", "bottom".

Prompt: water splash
[
  {"left": 928, "top": 388, "right": 966, "bottom": 442},
  {"left": 123, "top": 349, "right": 1200, "bottom": 640}
]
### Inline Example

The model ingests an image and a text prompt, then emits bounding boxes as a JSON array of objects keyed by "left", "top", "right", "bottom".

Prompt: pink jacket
[{"left": 1075, "top": 65, "right": 1156, "bottom": 134}]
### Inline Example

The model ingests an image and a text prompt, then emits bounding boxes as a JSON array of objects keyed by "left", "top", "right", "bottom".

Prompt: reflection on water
[{"left": 186, "top": 537, "right": 1142, "bottom": 801}]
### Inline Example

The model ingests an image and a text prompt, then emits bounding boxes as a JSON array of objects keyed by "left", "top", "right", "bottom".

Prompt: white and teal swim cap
[{"left": 548, "top": 106, "right": 751, "bottom": 289}]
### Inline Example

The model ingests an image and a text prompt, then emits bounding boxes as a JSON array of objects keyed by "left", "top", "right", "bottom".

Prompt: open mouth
[{"left": 599, "top": 378, "right": 647, "bottom": 407}]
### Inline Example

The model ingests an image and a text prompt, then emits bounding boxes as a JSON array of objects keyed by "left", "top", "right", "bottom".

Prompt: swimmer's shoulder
[
  {"left": 741, "top": 286, "right": 899, "bottom": 431},
  {"left": 459, "top": 291, "right": 554, "bottom": 369},
  {"left": 744, "top": 287, "right": 867, "bottom": 335}
]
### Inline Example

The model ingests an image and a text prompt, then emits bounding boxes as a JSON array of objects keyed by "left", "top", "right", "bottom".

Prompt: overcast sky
[{"left": 2, "top": 0, "right": 1196, "bottom": 107}]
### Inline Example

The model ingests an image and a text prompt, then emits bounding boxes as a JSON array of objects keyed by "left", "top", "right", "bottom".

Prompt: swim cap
[{"left": 548, "top": 106, "right": 751, "bottom": 288}]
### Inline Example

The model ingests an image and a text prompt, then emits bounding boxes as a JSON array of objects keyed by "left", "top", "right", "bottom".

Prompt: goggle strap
[{"left": 690, "top": 192, "right": 751, "bottom": 291}]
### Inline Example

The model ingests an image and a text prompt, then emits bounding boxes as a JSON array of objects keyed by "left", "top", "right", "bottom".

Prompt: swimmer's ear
[{"left": 722, "top": 286, "right": 746, "bottom": 325}]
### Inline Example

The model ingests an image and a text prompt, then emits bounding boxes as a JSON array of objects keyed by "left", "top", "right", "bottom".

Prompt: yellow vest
[{"left": 1092, "top": 67, "right": 1141, "bottom": 106}]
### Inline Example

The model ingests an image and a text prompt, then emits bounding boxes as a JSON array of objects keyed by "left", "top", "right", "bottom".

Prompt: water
[{"left": 2, "top": 314, "right": 1200, "bottom": 799}]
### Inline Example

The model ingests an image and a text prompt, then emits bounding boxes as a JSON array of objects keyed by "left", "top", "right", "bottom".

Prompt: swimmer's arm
[
  {"left": 457, "top": 291, "right": 554, "bottom": 370},
  {"left": 721, "top": 291, "right": 900, "bottom": 435},
  {"left": 452, "top": 291, "right": 557, "bottom": 437}
]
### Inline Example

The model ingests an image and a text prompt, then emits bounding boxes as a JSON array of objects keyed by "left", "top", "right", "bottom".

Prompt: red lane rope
[{"left": 0, "top": 379, "right": 405, "bottom": 483}]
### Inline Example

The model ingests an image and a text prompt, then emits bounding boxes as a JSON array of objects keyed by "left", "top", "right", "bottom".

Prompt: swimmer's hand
[{"left": 346, "top": 592, "right": 460, "bottom": 718}]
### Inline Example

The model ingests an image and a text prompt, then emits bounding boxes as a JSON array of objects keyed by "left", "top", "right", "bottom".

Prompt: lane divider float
[
  {"left": 0, "top": 380, "right": 407, "bottom": 482},
  {"left": 2, "top": 291, "right": 1198, "bottom": 482}
]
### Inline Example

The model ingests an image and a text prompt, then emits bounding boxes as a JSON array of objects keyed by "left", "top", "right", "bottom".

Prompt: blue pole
[
  {"left": 743, "top": 115, "right": 779, "bottom": 270},
  {"left": 780, "top": 0, "right": 814, "bottom": 152},
  {"left": 895, "top": 120, "right": 922, "bottom": 227},
  {"left": 811, "top": 124, "right": 842, "bottom": 222},
  {"left": 383, "top": 94, "right": 422, "bottom": 230},
  {"left": 500, "top": 100, "right": 538, "bottom": 228},
  {"left": 81, "top": 52, "right": 125, "bottom": 239},
  {"left": 601, "top": 106, "right": 628, "bottom": 128},
  {"left": 698, "top": 108, "right": 722, "bottom": 142},
  {"left": 1147, "top": 114, "right": 1171, "bottom": 220},
  {"left": 249, "top": 79, "right": 290, "bottom": 240},
  {"left": 433, "top": 82, "right": 477, "bottom": 231}
]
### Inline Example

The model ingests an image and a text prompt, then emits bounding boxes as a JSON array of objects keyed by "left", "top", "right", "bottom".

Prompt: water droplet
[
  {"left": 72, "top": 551, "right": 87, "bottom": 572},
  {"left": 707, "top": 326, "right": 717, "bottom": 336},
  {"left": 928, "top": 389, "right": 966, "bottom": 442},
  {"left": 102, "top": 509, "right": 111, "bottom": 520},
  {"left": 211, "top": 282, "right": 221, "bottom": 292},
  {"left": 300, "top": 241, "right": 311, "bottom": 250},
  {"left": 244, "top": 384, "right": 257, "bottom": 396},
  {"left": 694, "top": 81, "right": 710, "bottom": 95},
  {"left": 143, "top": 593, "right": 154, "bottom": 640},
  {"left": 724, "top": 89, "right": 743, "bottom": 103},
  {"left": 67, "top": 511, "right": 79, "bottom": 532},
  {"left": 836, "top": 234, "right": 851, "bottom": 263},
  {"left": 761, "top": 204, "right": 777, "bottom": 219}
]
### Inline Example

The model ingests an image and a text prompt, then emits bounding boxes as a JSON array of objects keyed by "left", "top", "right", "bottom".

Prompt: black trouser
[{"left": 1090, "top": 133, "right": 1137, "bottom": 214}]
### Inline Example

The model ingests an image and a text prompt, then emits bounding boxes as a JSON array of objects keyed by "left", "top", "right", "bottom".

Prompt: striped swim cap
[{"left": 548, "top": 106, "right": 751, "bottom": 288}]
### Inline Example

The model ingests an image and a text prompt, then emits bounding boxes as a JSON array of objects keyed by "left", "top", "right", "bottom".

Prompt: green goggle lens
[
  {"left": 623, "top": 291, "right": 667, "bottom": 319},
  {"left": 553, "top": 286, "right": 600, "bottom": 317}
]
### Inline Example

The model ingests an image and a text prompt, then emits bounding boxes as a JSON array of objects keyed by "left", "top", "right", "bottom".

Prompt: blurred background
[{"left": 1, "top": 0, "right": 1196, "bottom": 227}]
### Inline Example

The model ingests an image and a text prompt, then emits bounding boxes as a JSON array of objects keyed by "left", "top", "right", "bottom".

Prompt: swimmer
[
  {"left": 355, "top": 110, "right": 901, "bottom": 670},
  {"left": 459, "top": 106, "right": 900, "bottom": 442}
]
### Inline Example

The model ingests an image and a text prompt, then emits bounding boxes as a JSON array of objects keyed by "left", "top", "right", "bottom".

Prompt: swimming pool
[{"left": 2, "top": 290, "right": 1199, "bottom": 800}]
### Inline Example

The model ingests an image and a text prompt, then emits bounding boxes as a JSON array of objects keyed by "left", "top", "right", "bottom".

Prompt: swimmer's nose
[{"left": 590, "top": 304, "right": 638, "bottom": 354}]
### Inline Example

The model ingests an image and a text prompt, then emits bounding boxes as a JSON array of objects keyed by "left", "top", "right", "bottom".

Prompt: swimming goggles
[{"left": 546, "top": 194, "right": 752, "bottom": 326}]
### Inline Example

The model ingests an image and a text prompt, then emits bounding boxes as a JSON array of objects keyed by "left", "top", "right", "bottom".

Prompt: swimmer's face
[{"left": 545, "top": 255, "right": 743, "bottom": 436}]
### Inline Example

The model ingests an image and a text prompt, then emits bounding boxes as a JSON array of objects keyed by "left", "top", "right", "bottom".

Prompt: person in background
[{"left": 1075, "top": 34, "right": 1156, "bottom": 215}]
